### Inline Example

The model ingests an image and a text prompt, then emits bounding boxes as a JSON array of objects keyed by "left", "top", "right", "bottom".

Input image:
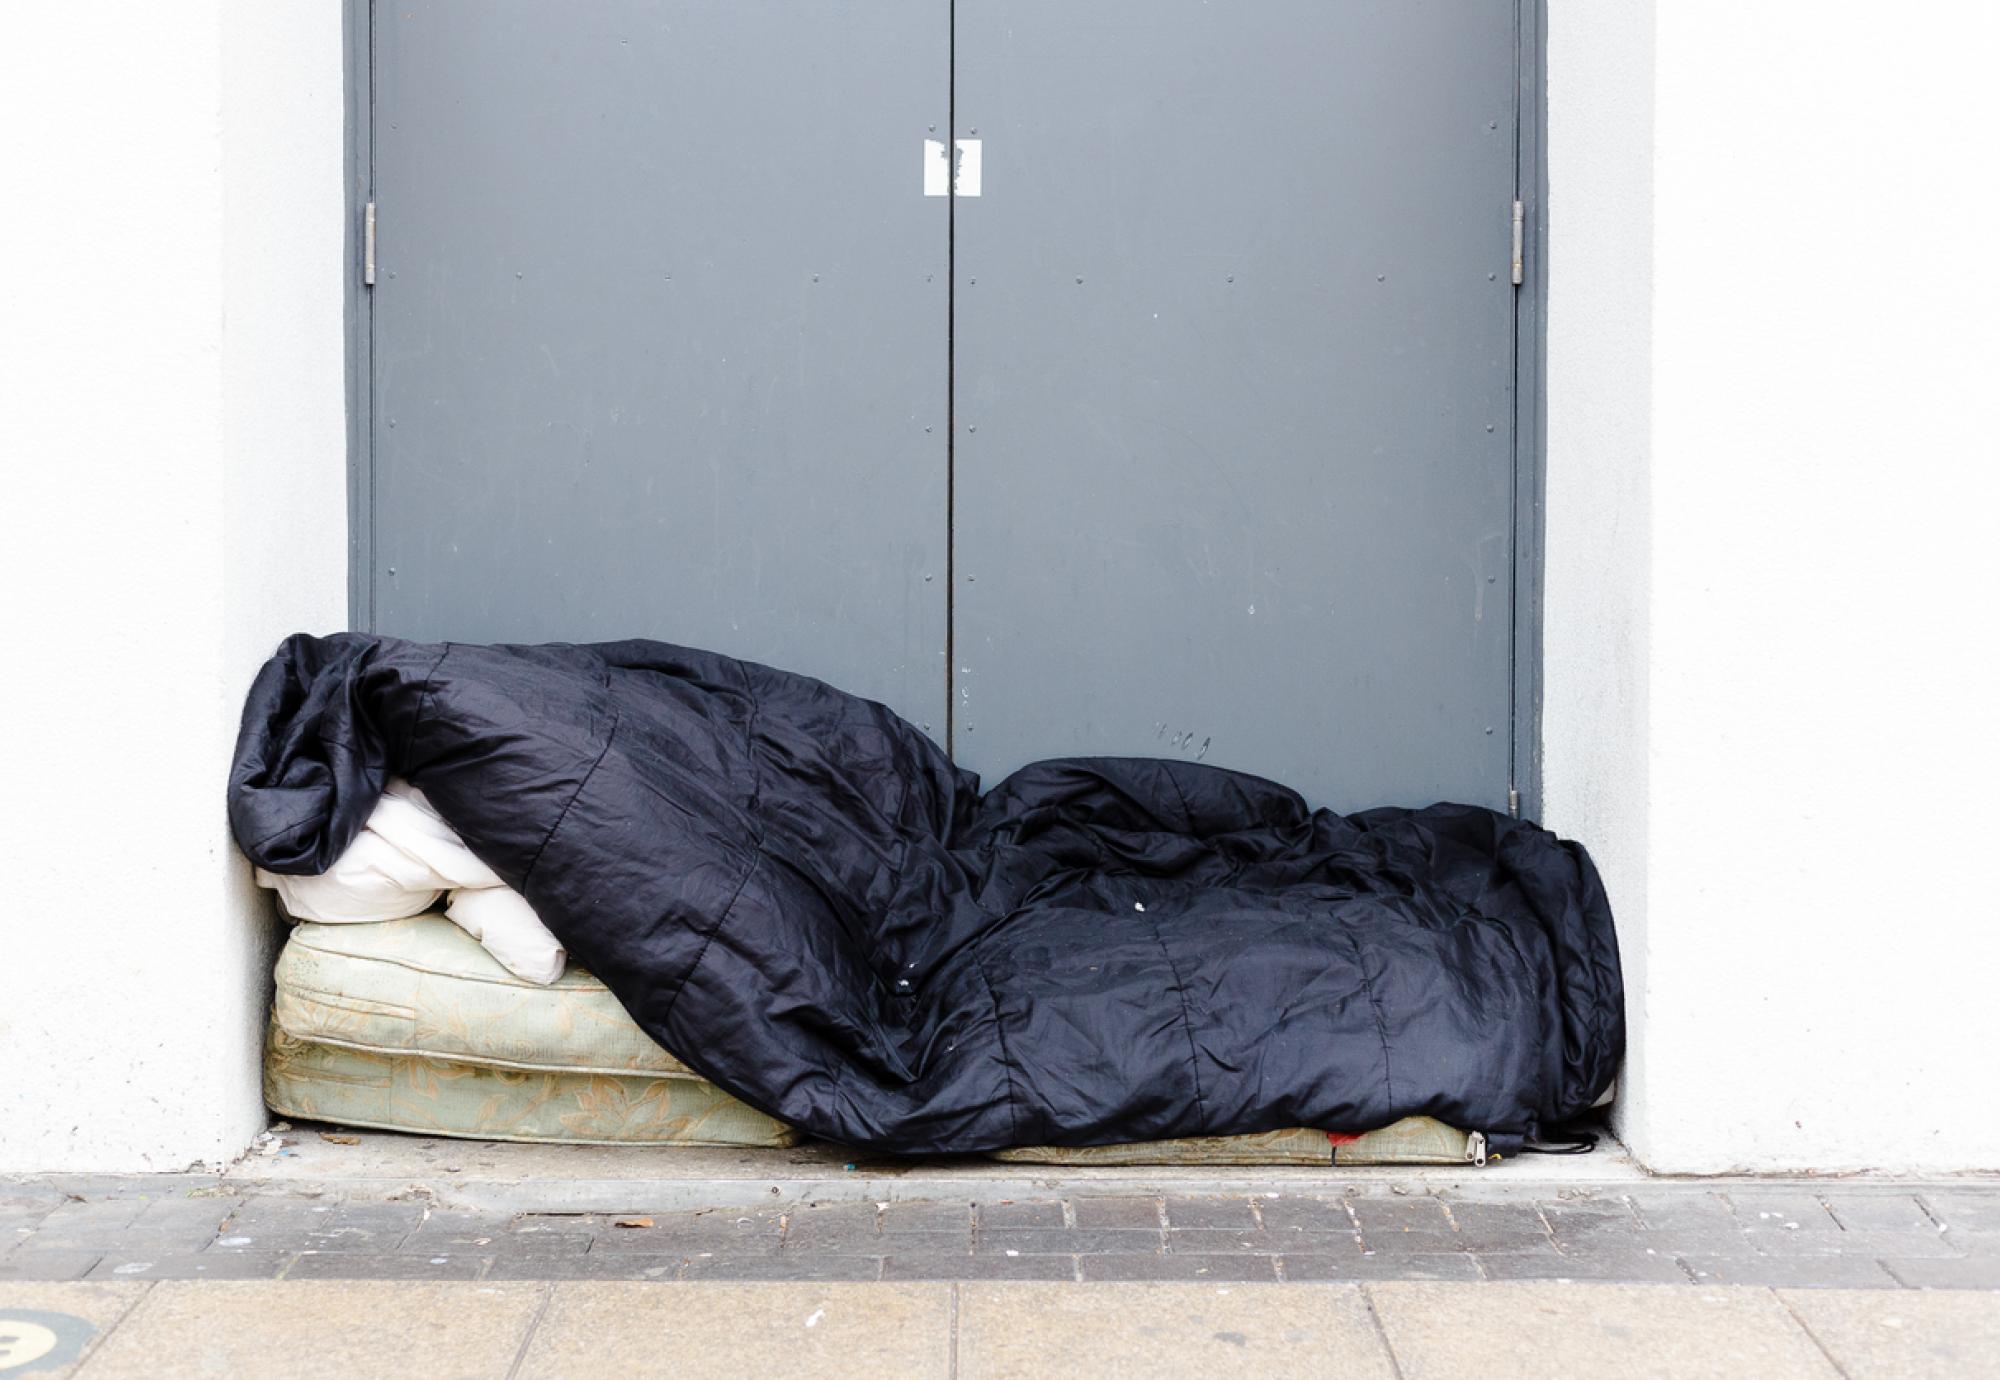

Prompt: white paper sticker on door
[
  {"left": 954, "top": 138, "right": 982, "bottom": 197},
  {"left": 923, "top": 138, "right": 949, "bottom": 197}
]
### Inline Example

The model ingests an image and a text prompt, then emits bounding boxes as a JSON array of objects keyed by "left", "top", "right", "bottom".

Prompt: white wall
[
  {"left": 1541, "top": 0, "right": 1657, "bottom": 1164},
  {"left": 1546, "top": 1, "right": 2000, "bottom": 1172},
  {"left": 0, "top": 2, "right": 346, "bottom": 1171}
]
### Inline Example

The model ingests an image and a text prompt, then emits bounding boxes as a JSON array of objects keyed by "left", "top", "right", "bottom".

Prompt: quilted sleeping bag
[{"left": 229, "top": 633, "right": 1623, "bottom": 1156}]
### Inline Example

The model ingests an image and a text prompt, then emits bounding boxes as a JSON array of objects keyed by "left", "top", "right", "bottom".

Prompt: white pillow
[
  {"left": 256, "top": 778, "right": 567, "bottom": 984},
  {"left": 256, "top": 827, "right": 443, "bottom": 923},
  {"left": 366, "top": 782, "right": 507, "bottom": 889},
  {"left": 445, "top": 884, "right": 567, "bottom": 986}
]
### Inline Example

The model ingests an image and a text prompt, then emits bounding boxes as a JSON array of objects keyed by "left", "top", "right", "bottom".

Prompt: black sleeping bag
[{"left": 229, "top": 633, "right": 1623, "bottom": 1155}]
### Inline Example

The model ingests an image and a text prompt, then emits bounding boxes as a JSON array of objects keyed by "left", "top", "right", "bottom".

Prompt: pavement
[{"left": 5, "top": 1133, "right": 1998, "bottom": 1376}]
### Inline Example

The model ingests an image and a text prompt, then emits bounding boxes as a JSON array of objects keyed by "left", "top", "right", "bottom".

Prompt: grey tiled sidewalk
[{"left": 6, "top": 1179, "right": 2000, "bottom": 1288}]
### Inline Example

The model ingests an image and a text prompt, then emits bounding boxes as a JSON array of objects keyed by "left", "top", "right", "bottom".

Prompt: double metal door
[{"left": 364, "top": 1, "right": 1529, "bottom": 811}]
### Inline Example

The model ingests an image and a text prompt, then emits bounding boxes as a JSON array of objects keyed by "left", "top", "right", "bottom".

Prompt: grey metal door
[
  {"left": 951, "top": 1, "right": 1523, "bottom": 811},
  {"left": 366, "top": 2, "right": 950, "bottom": 732}
]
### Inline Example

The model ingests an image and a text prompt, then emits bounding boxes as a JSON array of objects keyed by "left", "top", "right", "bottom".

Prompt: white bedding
[{"left": 256, "top": 778, "right": 566, "bottom": 984}]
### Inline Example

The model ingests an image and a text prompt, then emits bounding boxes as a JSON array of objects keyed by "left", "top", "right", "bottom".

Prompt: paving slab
[
  {"left": 1369, "top": 1281, "right": 1840, "bottom": 1379},
  {"left": 285, "top": 1250, "right": 491, "bottom": 1280},
  {"left": 15, "top": 1227, "right": 220, "bottom": 1256},
  {"left": 1681, "top": 1254, "right": 1900, "bottom": 1288},
  {"left": 1440, "top": 1200, "right": 1555, "bottom": 1252},
  {"left": 1347, "top": 1193, "right": 1454, "bottom": 1234},
  {"left": 1923, "top": 1191, "right": 2000, "bottom": 1234},
  {"left": 588, "top": 1216, "right": 785, "bottom": 1256},
  {"left": 1280, "top": 1251, "right": 1482, "bottom": 1282},
  {"left": 125, "top": 1197, "right": 241, "bottom": 1235},
  {"left": 882, "top": 1202, "right": 972, "bottom": 1234},
  {"left": 0, "top": 1251, "right": 100, "bottom": 1282},
  {"left": 1825, "top": 1194, "right": 1938, "bottom": 1233},
  {"left": 507, "top": 1215, "right": 610, "bottom": 1250},
  {"left": 30, "top": 1200, "right": 147, "bottom": 1234},
  {"left": 1160, "top": 1227, "right": 1281, "bottom": 1255},
  {"left": 1880, "top": 1256, "right": 2000, "bottom": 1290},
  {"left": 1356, "top": 1230, "right": 1467, "bottom": 1255},
  {"left": 1253, "top": 1194, "right": 1355, "bottom": 1233},
  {"left": 1477, "top": 1248, "right": 1689, "bottom": 1283},
  {"left": 482, "top": 1253, "right": 682, "bottom": 1281},
  {"left": 0, "top": 1210, "right": 53, "bottom": 1240},
  {"left": 782, "top": 1201, "right": 880, "bottom": 1243},
  {"left": 0, "top": 1281, "right": 146, "bottom": 1377},
  {"left": 1078, "top": 1253, "right": 1277, "bottom": 1282},
  {"left": 1161, "top": 1196, "right": 1260, "bottom": 1230},
  {"left": 77, "top": 1280, "right": 543, "bottom": 1379},
  {"left": 1620, "top": 1227, "right": 1759, "bottom": 1258},
  {"left": 84, "top": 1252, "right": 294, "bottom": 1281},
  {"left": 976, "top": 1201, "right": 1067, "bottom": 1230},
  {"left": 1070, "top": 1196, "right": 1163, "bottom": 1230},
  {"left": 1626, "top": 1189, "right": 1740, "bottom": 1231},
  {"left": 956, "top": 1282, "right": 1397, "bottom": 1378},
  {"left": 1540, "top": 1196, "right": 1644, "bottom": 1246},
  {"left": 978, "top": 1227, "right": 1154, "bottom": 1256},
  {"left": 1782, "top": 1286, "right": 2000, "bottom": 1379},
  {"left": 681, "top": 1254, "right": 885, "bottom": 1281},
  {"left": 1749, "top": 1227, "right": 1962, "bottom": 1259},
  {"left": 517, "top": 1282, "right": 948, "bottom": 1378},
  {"left": 398, "top": 1208, "right": 561, "bottom": 1253},
  {"left": 1730, "top": 1192, "right": 1841, "bottom": 1232},
  {"left": 881, "top": 1254, "right": 1074, "bottom": 1281}
]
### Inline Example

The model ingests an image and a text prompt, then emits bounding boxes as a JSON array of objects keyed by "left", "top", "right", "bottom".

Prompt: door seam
[{"left": 943, "top": 0, "right": 958, "bottom": 756}]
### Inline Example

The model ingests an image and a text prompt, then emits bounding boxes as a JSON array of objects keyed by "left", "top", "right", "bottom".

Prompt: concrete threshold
[
  {"left": 24, "top": 1124, "right": 1658, "bottom": 1213},
  {"left": 20, "top": 1128, "right": 1996, "bottom": 1215}
]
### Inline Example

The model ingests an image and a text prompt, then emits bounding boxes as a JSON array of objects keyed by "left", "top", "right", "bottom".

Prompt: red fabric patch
[{"left": 1325, "top": 1131, "right": 1362, "bottom": 1147}]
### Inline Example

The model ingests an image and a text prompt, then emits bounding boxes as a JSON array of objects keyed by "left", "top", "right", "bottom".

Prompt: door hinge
[
  {"left": 1507, "top": 786, "right": 1520, "bottom": 817},
  {"left": 1509, "top": 199, "right": 1524, "bottom": 286},
  {"left": 363, "top": 201, "right": 377, "bottom": 287}
]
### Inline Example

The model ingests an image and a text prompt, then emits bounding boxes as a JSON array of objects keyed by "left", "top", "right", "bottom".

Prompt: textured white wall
[
  {"left": 1546, "top": 2, "right": 2000, "bottom": 1172},
  {"left": 1541, "top": 0, "right": 1657, "bottom": 1162},
  {"left": 0, "top": 2, "right": 346, "bottom": 1171}
]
